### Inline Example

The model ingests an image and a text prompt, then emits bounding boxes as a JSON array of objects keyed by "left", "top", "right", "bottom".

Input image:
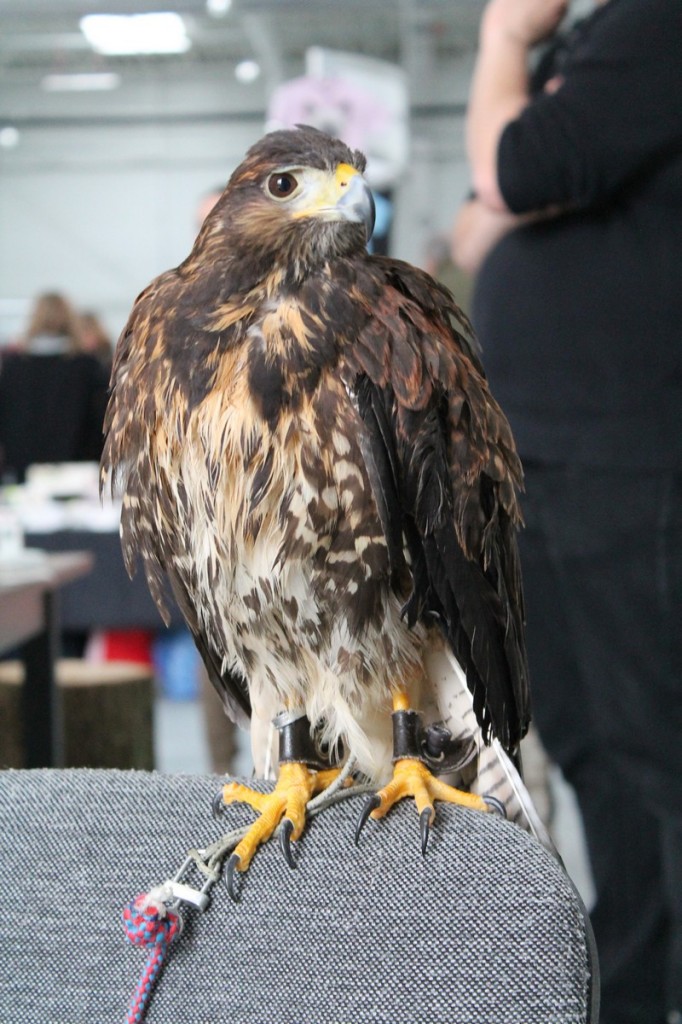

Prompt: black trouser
[{"left": 518, "top": 464, "right": 682, "bottom": 1024}]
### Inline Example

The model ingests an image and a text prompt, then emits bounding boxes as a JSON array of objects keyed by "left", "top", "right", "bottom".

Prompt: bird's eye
[{"left": 267, "top": 172, "right": 299, "bottom": 199}]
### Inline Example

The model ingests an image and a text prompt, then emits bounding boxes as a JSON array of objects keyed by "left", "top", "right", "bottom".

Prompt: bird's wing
[
  {"left": 101, "top": 274, "right": 252, "bottom": 729},
  {"left": 340, "top": 256, "right": 530, "bottom": 752}
]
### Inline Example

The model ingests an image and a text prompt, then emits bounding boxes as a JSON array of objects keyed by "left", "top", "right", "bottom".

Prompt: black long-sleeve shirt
[{"left": 473, "top": 0, "right": 682, "bottom": 469}]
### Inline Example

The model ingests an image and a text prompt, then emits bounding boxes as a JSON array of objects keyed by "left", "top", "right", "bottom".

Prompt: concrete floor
[{"left": 154, "top": 695, "right": 595, "bottom": 908}]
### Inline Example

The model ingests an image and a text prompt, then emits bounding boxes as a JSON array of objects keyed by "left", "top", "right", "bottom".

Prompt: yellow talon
[
  {"left": 355, "top": 756, "right": 490, "bottom": 854},
  {"left": 220, "top": 762, "right": 343, "bottom": 874},
  {"left": 371, "top": 758, "right": 488, "bottom": 822}
]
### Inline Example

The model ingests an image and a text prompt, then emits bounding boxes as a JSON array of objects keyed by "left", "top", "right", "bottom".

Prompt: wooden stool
[{"left": 0, "top": 658, "right": 154, "bottom": 770}]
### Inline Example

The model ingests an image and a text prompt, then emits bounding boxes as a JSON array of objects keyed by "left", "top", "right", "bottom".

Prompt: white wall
[{"left": 0, "top": 54, "right": 475, "bottom": 346}]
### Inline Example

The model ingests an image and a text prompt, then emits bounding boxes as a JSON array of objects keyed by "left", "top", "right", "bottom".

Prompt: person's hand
[
  {"left": 482, "top": 0, "right": 568, "bottom": 48},
  {"left": 451, "top": 198, "right": 523, "bottom": 275},
  {"left": 467, "top": 0, "right": 568, "bottom": 210}
]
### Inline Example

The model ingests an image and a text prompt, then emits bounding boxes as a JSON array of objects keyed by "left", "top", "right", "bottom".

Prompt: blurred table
[
  {"left": 0, "top": 551, "right": 94, "bottom": 766},
  {"left": 4, "top": 470, "right": 179, "bottom": 631},
  {"left": 24, "top": 530, "right": 182, "bottom": 631}
]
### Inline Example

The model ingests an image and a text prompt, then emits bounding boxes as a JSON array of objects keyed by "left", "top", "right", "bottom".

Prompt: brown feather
[{"left": 101, "top": 126, "right": 529, "bottom": 758}]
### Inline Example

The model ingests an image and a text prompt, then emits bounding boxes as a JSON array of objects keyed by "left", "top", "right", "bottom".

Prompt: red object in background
[{"left": 100, "top": 629, "right": 154, "bottom": 665}]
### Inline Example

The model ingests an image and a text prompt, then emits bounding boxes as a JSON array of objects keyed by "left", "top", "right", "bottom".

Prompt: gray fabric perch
[{"left": 0, "top": 768, "right": 599, "bottom": 1023}]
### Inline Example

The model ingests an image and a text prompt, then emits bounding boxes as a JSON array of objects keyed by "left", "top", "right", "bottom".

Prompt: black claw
[
  {"left": 280, "top": 818, "right": 296, "bottom": 869},
  {"left": 483, "top": 795, "right": 507, "bottom": 818},
  {"left": 225, "top": 852, "right": 241, "bottom": 902},
  {"left": 420, "top": 808, "right": 432, "bottom": 856},
  {"left": 211, "top": 789, "right": 226, "bottom": 820},
  {"left": 355, "top": 794, "right": 381, "bottom": 846}
]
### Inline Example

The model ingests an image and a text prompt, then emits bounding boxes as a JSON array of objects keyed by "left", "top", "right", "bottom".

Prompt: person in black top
[
  {"left": 0, "top": 292, "right": 108, "bottom": 484},
  {"left": 455, "top": 1, "right": 682, "bottom": 1022}
]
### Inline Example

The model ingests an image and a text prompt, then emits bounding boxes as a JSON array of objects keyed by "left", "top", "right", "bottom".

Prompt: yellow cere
[{"left": 334, "top": 163, "right": 359, "bottom": 188}]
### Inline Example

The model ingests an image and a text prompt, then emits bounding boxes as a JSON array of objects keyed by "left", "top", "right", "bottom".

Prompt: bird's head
[{"left": 195, "top": 125, "right": 376, "bottom": 287}]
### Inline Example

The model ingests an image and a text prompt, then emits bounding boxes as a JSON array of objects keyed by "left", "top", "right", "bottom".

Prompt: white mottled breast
[{"left": 146, "top": 361, "right": 426, "bottom": 780}]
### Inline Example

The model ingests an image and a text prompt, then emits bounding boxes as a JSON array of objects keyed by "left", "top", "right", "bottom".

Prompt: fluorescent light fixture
[
  {"left": 0, "top": 127, "right": 20, "bottom": 149},
  {"left": 207, "top": 0, "right": 232, "bottom": 15},
  {"left": 80, "top": 13, "right": 191, "bottom": 56},
  {"left": 42, "top": 72, "right": 121, "bottom": 92},
  {"left": 235, "top": 59, "right": 261, "bottom": 83}
]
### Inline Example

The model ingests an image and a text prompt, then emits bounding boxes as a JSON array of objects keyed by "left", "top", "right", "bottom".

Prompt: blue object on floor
[{"left": 152, "top": 629, "right": 199, "bottom": 701}]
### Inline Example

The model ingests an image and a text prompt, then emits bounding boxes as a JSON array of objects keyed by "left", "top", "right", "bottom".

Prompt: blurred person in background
[
  {"left": 0, "top": 291, "right": 108, "bottom": 484},
  {"left": 195, "top": 184, "right": 225, "bottom": 233},
  {"left": 454, "top": 0, "right": 682, "bottom": 1022},
  {"left": 423, "top": 234, "right": 474, "bottom": 319},
  {"left": 77, "top": 310, "right": 113, "bottom": 372}
]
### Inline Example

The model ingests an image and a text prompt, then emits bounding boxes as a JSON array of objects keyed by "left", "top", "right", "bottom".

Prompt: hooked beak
[{"left": 335, "top": 171, "right": 376, "bottom": 243}]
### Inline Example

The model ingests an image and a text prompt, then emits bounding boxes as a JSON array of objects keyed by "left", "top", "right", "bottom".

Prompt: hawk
[{"left": 102, "top": 126, "right": 531, "bottom": 893}]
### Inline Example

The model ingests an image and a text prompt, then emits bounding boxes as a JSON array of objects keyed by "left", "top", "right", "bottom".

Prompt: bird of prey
[{"left": 102, "top": 126, "right": 532, "bottom": 892}]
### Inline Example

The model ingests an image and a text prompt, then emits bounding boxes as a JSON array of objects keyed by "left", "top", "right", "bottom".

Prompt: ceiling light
[
  {"left": 0, "top": 127, "right": 20, "bottom": 149},
  {"left": 207, "top": 0, "right": 232, "bottom": 15},
  {"left": 80, "top": 13, "right": 191, "bottom": 56},
  {"left": 42, "top": 73, "right": 121, "bottom": 92},
  {"left": 235, "top": 60, "right": 261, "bottom": 84}
]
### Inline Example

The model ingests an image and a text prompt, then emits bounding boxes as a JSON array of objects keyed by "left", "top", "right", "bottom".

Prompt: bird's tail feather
[{"left": 423, "top": 643, "right": 556, "bottom": 856}]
